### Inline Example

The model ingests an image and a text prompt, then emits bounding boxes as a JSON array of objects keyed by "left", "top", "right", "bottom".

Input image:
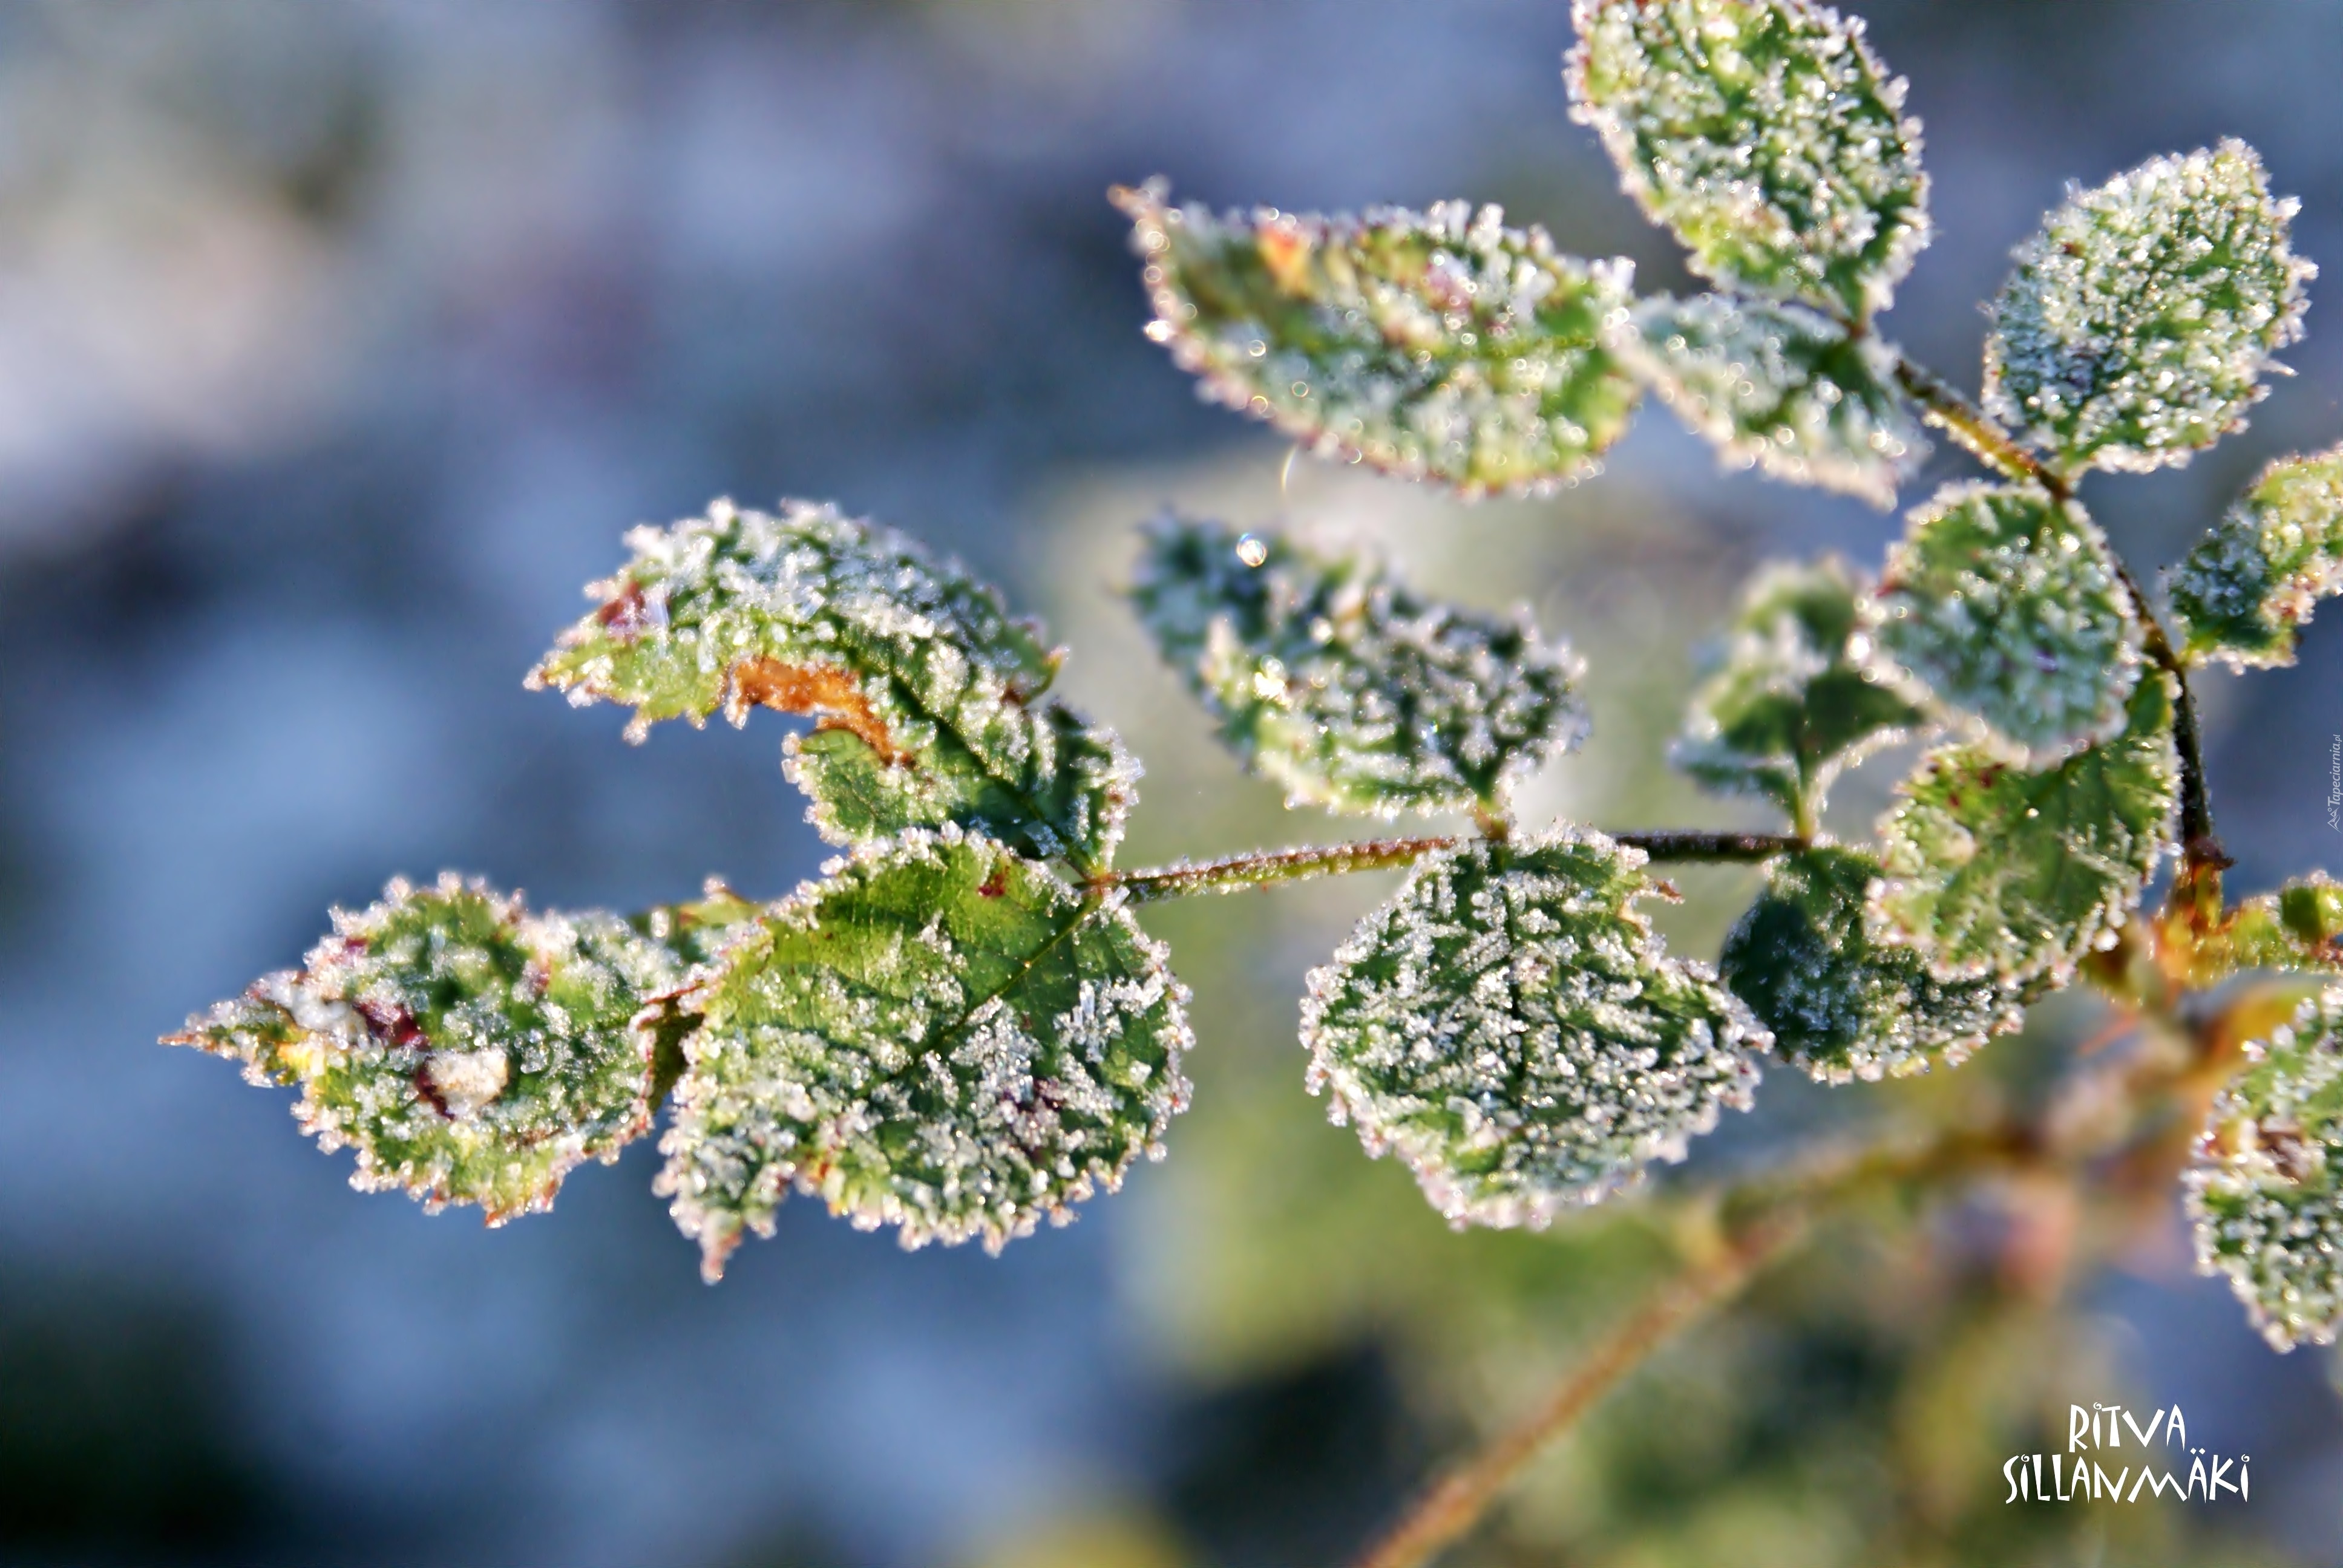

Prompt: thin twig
[
  {"left": 1109, "top": 836, "right": 1463, "bottom": 903},
  {"left": 1613, "top": 829, "right": 1804, "bottom": 863},
  {"left": 1105, "top": 829, "right": 1805, "bottom": 903},
  {"left": 1347, "top": 1212, "right": 1807, "bottom": 1568},
  {"left": 1890, "top": 356, "right": 2040, "bottom": 485}
]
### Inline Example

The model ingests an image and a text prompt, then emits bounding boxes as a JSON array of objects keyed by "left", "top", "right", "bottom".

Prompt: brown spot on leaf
[
  {"left": 978, "top": 867, "right": 1009, "bottom": 899},
  {"left": 355, "top": 998, "right": 426, "bottom": 1050},
  {"left": 1256, "top": 221, "right": 1316, "bottom": 296},
  {"left": 594, "top": 579, "right": 655, "bottom": 640},
  {"left": 413, "top": 1066, "right": 451, "bottom": 1118},
  {"left": 726, "top": 658, "right": 910, "bottom": 765},
  {"left": 2257, "top": 1117, "right": 2325, "bottom": 1184}
]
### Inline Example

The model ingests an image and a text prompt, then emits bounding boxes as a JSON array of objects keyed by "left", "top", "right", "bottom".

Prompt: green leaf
[
  {"left": 1612, "top": 295, "right": 1925, "bottom": 509},
  {"left": 529, "top": 498, "right": 1137, "bottom": 869},
  {"left": 655, "top": 827, "right": 1191, "bottom": 1281},
  {"left": 1112, "top": 181, "right": 1643, "bottom": 497},
  {"left": 1300, "top": 825, "right": 1765, "bottom": 1227},
  {"left": 1869, "top": 673, "right": 2180, "bottom": 985},
  {"left": 1567, "top": 0, "right": 1930, "bottom": 321},
  {"left": 1876, "top": 482, "right": 2143, "bottom": 763},
  {"left": 1722, "top": 846, "right": 2022, "bottom": 1085},
  {"left": 1673, "top": 554, "right": 1931, "bottom": 830},
  {"left": 1984, "top": 140, "right": 2315, "bottom": 476},
  {"left": 2212, "top": 875, "right": 2343, "bottom": 979},
  {"left": 2187, "top": 984, "right": 2343, "bottom": 1350},
  {"left": 1130, "top": 517, "right": 1587, "bottom": 817},
  {"left": 166, "top": 875, "right": 680, "bottom": 1223},
  {"left": 2168, "top": 445, "right": 2343, "bottom": 671}
]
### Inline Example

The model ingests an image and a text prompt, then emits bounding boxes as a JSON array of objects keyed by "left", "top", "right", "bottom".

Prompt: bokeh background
[{"left": 2, "top": 2, "right": 2341, "bottom": 1564}]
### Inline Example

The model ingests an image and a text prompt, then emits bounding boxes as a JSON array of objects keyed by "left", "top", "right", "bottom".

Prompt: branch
[
  {"left": 1343, "top": 1124, "right": 2030, "bottom": 1568},
  {"left": 1347, "top": 1211, "right": 1806, "bottom": 1568},
  {"left": 1106, "top": 831, "right": 1805, "bottom": 903}
]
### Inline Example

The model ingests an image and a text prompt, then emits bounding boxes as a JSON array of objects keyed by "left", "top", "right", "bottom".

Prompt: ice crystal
[
  {"left": 168, "top": 875, "right": 679, "bottom": 1223},
  {"left": 1567, "top": 0, "right": 1930, "bottom": 321},
  {"left": 1673, "top": 554, "right": 1931, "bottom": 828},
  {"left": 1130, "top": 517, "right": 1585, "bottom": 816},
  {"left": 1112, "top": 181, "right": 1643, "bottom": 497},
  {"left": 1301, "top": 825, "right": 1765, "bottom": 1228},
  {"left": 1876, "top": 482, "right": 2142, "bottom": 763},
  {"left": 1612, "top": 295, "right": 1925, "bottom": 508},
  {"left": 656, "top": 826, "right": 1191, "bottom": 1281},
  {"left": 2187, "top": 985, "right": 2343, "bottom": 1350},
  {"left": 1870, "top": 673, "right": 2179, "bottom": 986},
  {"left": 2168, "top": 444, "right": 2343, "bottom": 671},
  {"left": 1722, "top": 846, "right": 2021, "bottom": 1085},
  {"left": 530, "top": 498, "right": 1137, "bottom": 869},
  {"left": 1984, "top": 140, "right": 2315, "bottom": 476}
]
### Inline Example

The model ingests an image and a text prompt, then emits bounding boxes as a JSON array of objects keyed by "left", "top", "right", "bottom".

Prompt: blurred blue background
[{"left": 1, "top": 3, "right": 2339, "bottom": 1564}]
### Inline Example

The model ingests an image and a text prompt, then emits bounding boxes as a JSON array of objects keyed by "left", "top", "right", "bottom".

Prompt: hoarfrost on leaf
[
  {"left": 1300, "top": 825, "right": 1765, "bottom": 1229},
  {"left": 2168, "top": 445, "right": 2343, "bottom": 671},
  {"left": 2187, "top": 985, "right": 2343, "bottom": 1350},
  {"left": 1567, "top": 0, "right": 1930, "bottom": 321},
  {"left": 1112, "top": 181, "right": 1643, "bottom": 497},
  {"left": 1869, "top": 673, "right": 2180, "bottom": 987},
  {"left": 1130, "top": 517, "right": 1586, "bottom": 816},
  {"left": 1611, "top": 295, "right": 1925, "bottom": 509},
  {"left": 1673, "top": 554, "right": 1931, "bottom": 830},
  {"left": 655, "top": 827, "right": 1191, "bottom": 1281},
  {"left": 2206, "top": 875, "right": 2343, "bottom": 981},
  {"left": 1876, "top": 482, "right": 2142, "bottom": 763},
  {"left": 1984, "top": 140, "right": 2315, "bottom": 476},
  {"left": 1722, "top": 846, "right": 2021, "bottom": 1085},
  {"left": 529, "top": 498, "right": 1137, "bottom": 870},
  {"left": 166, "top": 875, "right": 679, "bottom": 1223}
]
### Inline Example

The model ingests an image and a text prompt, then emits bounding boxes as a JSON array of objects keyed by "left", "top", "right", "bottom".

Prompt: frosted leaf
[
  {"left": 2207, "top": 875, "right": 2343, "bottom": 981},
  {"left": 1984, "top": 141, "right": 2315, "bottom": 476},
  {"left": 165, "top": 875, "right": 679, "bottom": 1223},
  {"left": 1876, "top": 482, "right": 2143, "bottom": 763},
  {"left": 656, "top": 826, "right": 1191, "bottom": 1280},
  {"left": 1300, "top": 825, "right": 1765, "bottom": 1228},
  {"left": 1611, "top": 295, "right": 1925, "bottom": 509},
  {"left": 1673, "top": 555, "right": 1930, "bottom": 828},
  {"left": 1130, "top": 517, "right": 1585, "bottom": 817},
  {"left": 529, "top": 498, "right": 1137, "bottom": 869},
  {"left": 1567, "top": 0, "right": 1930, "bottom": 321},
  {"left": 1722, "top": 846, "right": 2022, "bottom": 1085},
  {"left": 1112, "top": 181, "right": 1643, "bottom": 497},
  {"left": 2187, "top": 985, "right": 2343, "bottom": 1350},
  {"left": 2168, "top": 445, "right": 2343, "bottom": 671},
  {"left": 1870, "top": 673, "right": 2179, "bottom": 986}
]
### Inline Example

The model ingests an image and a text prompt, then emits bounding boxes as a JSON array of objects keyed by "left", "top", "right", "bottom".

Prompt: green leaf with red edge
[
  {"left": 1114, "top": 181, "right": 1644, "bottom": 497},
  {"left": 1301, "top": 825, "right": 1765, "bottom": 1229},
  {"left": 1568, "top": 0, "right": 1931, "bottom": 321},
  {"left": 2168, "top": 445, "right": 2343, "bottom": 671},
  {"left": 1984, "top": 140, "right": 2315, "bottom": 476},
  {"left": 1869, "top": 672, "right": 2180, "bottom": 985},
  {"left": 531, "top": 498, "right": 1136, "bottom": 869},
  {"left": 167, "top": 875, "right": 681, "bottom": 1223},
  {"left": 2188, "top": 984, "right": 2343, "bottom": 1350},
  {"left": 655, "top": 827, "right": 1192, "bottom": 1281}
]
